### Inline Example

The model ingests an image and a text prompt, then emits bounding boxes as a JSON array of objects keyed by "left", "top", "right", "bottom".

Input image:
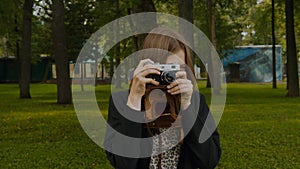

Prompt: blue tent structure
[{"left": 222, "top": 45, "right": 282, "bottom": 82}]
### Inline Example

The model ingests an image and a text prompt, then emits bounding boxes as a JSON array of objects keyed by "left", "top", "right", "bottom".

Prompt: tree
[
  {"left": 178, "top": 0, "right": 194, "bottom": 48},
  {"left": 0, "top": 1, "right": 19, "bottom": 36},
  {"left": 206, "top": 0, "right": 215, "bottom": 89},
  {"left": 106, "top": 0, "right": 157, "bottom": 83},
  {"left": 295, "top": 0, "right": 300, "bottom": 60},
  {"left": 178, "top": 0, "right": 195, "bottom": 70},
  {"left": 133, "top": 0, "right": 157, "bottom": 47},
  {"left": 64, "top": 0, "right": 100, "bottom": 61},
  {"left": 19, "top": 0, "right": 34, "bottom": 99},
  {"left": 271, "top": 0, "right": 277, "bottom": 89},
  {"left": 285, "top": 0, "right": 299, "bottom": 97},
  {"left": 0, "top": 0, "right": 22, "bottom": 59},
  {"left": 115, "top": 0, "right": 122, "bottom": 88},
  {"left": 51, "top": 0, "right": 72, "bottom": 104},
  {"left": 206, "top": 0, "right": 222, "bottom": 94}
]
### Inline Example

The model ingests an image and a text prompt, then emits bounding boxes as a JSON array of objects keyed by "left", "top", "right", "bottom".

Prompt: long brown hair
[{"left": 141, "top": 27, "right": 194, "bottom": 76}]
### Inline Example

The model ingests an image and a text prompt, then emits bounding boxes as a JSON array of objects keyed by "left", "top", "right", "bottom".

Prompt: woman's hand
[
  {"left": 167, "top": 71, "right": 193, "bottom": 110},
  {"left": 127, "top": 59, "right": 160, "bottom": 110}
]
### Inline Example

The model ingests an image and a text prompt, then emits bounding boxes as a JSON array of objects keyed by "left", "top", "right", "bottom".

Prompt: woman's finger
[
  {"left": 167, "top": 82, "right": 192, "bottom": 93},
  {"left": 169, "top": 88, "right": 192, "bottom": 95},
  {"left": 137, "top": 68, "right": 161, "bottom": 78},
  {"left": 141, "top": 64, "right": 161, "bottom": 72},
  {"left": 168, "top": 83, "right": 193, "bottom": 94},
  {"left": 134, "top": 59, "right": 153, "bottom": 74},
  {"left": 137, "top": 59, "right": 154, "bottom": 69},
  {"left": 134, "top": 60, "right": 160, "bottom": 76},
  {"left": 169, "top": 86, "right": 193, "bottom": 95},
  {"left": 175, "top": 71, "right": 187, "bottom": 79},
  {"left": 167, "top": 79, "right": 191, "bottom": 89},
  {"left": 142, "top": 77, "right": 160, "bottom": 86}
]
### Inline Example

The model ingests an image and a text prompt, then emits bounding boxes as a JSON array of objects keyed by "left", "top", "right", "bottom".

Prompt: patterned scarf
[{"left": 149, "top": 128, "right": 182, "bottom": 169}]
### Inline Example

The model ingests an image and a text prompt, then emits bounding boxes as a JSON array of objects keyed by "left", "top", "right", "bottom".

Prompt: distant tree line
[{"left": 0, "top": 0, "right": 298, "bottom": 103}]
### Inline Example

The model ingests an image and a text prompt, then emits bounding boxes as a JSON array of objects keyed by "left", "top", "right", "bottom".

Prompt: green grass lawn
[{"left": 0, "top": 83, "right": 299, "bottom": 168}]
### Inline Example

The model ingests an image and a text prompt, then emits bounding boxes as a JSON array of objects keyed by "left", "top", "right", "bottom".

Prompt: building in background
[
  {"left": 222, "top": 45, "right": 282, "bottom": 82},
  {"left": 0, "top": 57, "right": 52, "bottom": 83}
]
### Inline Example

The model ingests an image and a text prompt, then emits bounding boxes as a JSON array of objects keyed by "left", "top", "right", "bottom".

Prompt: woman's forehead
[{"left": 165, "top": 50, "right": 185, "bottom": 64}]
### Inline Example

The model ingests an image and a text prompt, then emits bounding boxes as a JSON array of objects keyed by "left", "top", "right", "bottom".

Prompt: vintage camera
[
  {"left": 144, "top": 63, "right": 182, "bottom": 130},
  {"left": 147, "top": 63, "right": 180, "bottom": 85}
]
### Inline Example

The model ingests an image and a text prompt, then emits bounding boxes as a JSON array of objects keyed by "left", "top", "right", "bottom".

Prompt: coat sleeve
[
  {"left": 181, "top": 93, "right": 222, "bottom": 169},
  {"left": 103, "top": 93, "right": 143, "bottom": 169}
]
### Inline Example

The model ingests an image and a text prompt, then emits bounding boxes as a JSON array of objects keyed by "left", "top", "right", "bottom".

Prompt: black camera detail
[
  {"left": 147, "top": 63, "right": 180, "bottom": 85},
  {"left": 148, "top": 71, "right": 176, "bottom": 85}
]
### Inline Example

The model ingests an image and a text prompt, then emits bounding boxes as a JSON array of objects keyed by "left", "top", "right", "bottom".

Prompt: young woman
[{"left": 104, "top": 27, "right": 221, "bottom": 169}]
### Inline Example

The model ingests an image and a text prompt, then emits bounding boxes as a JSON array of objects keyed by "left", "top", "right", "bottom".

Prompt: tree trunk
[
  {"left": 272, "top": 0, "right": 277, "bottom": 89},
  {"left": 133, "top": 0, "right": 157, "bottom": 47},
  {"left": 206, "top": 0, "right": 213, "bottom": 89},
  {"left": 178, "top": 0, "right": 194, "bottom": 63},
  {"left": 19, "top": 0, "right": 33, "bottom": 99},
  {"left": 81, "top": 62, "right": 84, "bottom": 91},
  {"left": 127, "top": 8, "right": 139, "bottom": 52},
  {"left": 115, "top": 0, "right": 122, "bottom": 89},
  {"left": 42, "top": 59, "right": 51, "bottom": 82},
  {"left": 52, "top": 0, "right": 72, "bottom": 104},
  {"left": 206, "top": 0, "right": 221, "bottom": 94},
  {"left": 94, "top": 56, "right": 98, "bottom": 86},
  {"left": 208, "top": 0, "right": 217, "bottom": 49},
  {"left": 3, "top": 36, "right": 8, "bottom": 58},
  {"left": 285, "top": 0, "right": 299, "bottom": 97},
  {"left": 109, "top": 51, "right": 114, "bottom": 82},
  {"left": 15, "top": 15, "right": 20, "bottom": 61}
]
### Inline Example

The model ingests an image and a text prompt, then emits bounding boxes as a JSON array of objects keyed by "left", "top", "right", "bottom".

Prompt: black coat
[{"left": 104, "top": 91, "right": 221, "bottom": 169}]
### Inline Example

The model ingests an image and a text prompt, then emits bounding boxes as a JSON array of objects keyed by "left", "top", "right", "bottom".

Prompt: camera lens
[{"left": 161, "top": 71, "right": 176, "bottom": 84}]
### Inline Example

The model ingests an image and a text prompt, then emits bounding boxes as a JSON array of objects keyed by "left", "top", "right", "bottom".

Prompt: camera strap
[{"left": 143, "top": 85, "right": 184, "bottom": 143}]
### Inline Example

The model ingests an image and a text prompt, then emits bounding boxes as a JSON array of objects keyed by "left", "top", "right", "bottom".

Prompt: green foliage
[
  {"left": 241, "top": 0, "right": 278, "bottom": 45},
  {"left": 154, "top": 0, "right": 178, "bottom": 16},
  {"left": 0, "top": 83, "right": 299, "bottom": 168},
  {"left": 194, "top": 0, "right": 258, "bottom": 57},
  {"left": 215, "top": 0, "right": 249, "bottom": 55},
  {"left": 0, "top": 0, "right": 22, "bottom": 36},
  {"left": 65, "top": 0, "right": 102, "bottom": 60},
  {"left": 0, "top": 0, "right": 23, "bottom": 58},
  {"left": 2, "top": 0, "right": 300, "bottom": 58},
  {"left": 294, "top": 0, "right": 300, "bottom": 58},
  {"left": 240, "top": 0, "right": 300, "bottom": 59},
  {"left": 31, "top": 15, "right": 52, "bottom": 61}
]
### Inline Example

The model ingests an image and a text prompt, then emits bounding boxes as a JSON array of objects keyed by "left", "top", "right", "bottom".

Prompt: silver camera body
[{"left": 149, "top": 63, "right": 180, "bottom": 85}]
